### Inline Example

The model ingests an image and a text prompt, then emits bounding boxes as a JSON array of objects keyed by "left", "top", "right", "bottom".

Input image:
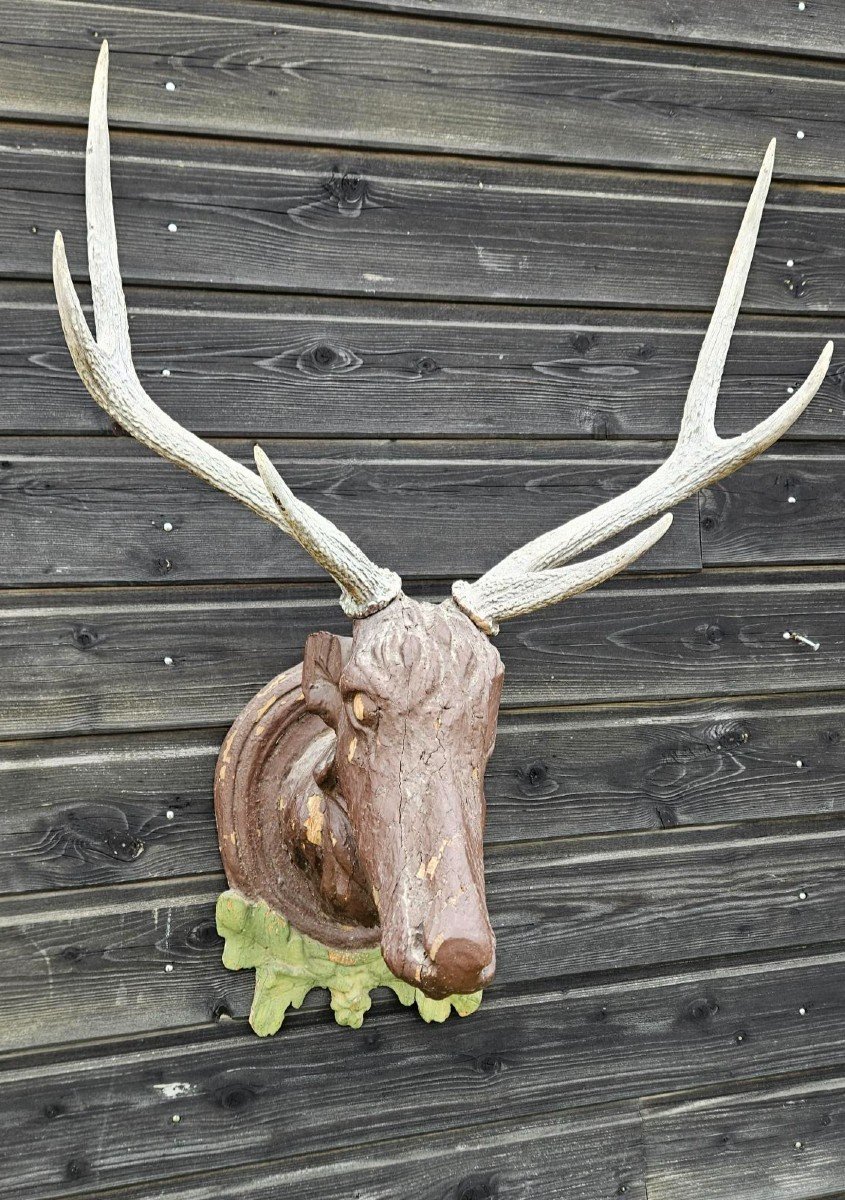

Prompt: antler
[
  {"left": 453, "top": 141, "right": 833, "bottom": 634},
  {"left": 52, "top": 41, "right": 401, "bottom": 619}
]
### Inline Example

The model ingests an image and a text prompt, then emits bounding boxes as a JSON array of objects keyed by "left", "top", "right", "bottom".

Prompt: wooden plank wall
[{"left": 0, "top": 2, "right": 843, "bottom": 1197}]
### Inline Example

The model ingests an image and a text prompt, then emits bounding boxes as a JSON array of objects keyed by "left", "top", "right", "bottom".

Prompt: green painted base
[{"left": 216, "top": 889, "right": 483, "bottom": 1034}]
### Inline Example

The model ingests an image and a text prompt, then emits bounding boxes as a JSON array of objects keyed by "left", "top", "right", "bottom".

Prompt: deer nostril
[{"left": 429, "top": 935, "right": 493, "bottom": 995}]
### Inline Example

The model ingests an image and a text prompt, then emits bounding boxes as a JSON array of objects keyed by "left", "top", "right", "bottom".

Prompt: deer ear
[{"left": 302, "top": 631, "right": 353, "bottom": 728}]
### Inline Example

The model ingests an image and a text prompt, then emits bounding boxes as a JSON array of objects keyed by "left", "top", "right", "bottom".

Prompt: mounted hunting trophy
[{"left": 51, "top": 44, "right": 833, "bottom": 1033}]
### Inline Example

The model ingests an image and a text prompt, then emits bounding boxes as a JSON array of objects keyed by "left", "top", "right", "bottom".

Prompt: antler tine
[
  {"left": 85, "top": 40, "right": 132, "bottom": 365},
  {"left": 53, "top": 42, "right": 401, "bottom": 619},
  {"left": 452, "top": 143, "right": 833, "bottom": 633},
  {"left": 454, "top": 514, "right": 673, "bottom": 634},
  {"left": 254, "top": 447, "right": 400, "bottom": 612},
  {"left": 678, "top": 138, "right": 775, "bottom": 449}
]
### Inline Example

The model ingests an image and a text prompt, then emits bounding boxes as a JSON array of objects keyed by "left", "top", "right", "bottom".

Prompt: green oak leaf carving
[{"left": 216, "top": 889, "right": 483, "bottom": 1034}]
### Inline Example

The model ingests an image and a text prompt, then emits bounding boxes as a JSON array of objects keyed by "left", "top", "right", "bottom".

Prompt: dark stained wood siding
[{"left": 0, "top": 3, "right": 842, "bottom": 1198}]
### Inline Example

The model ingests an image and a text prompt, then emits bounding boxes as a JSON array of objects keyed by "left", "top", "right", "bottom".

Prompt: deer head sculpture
[{"left": 52, "top": 44, "right": 832, "bottom": 1031}]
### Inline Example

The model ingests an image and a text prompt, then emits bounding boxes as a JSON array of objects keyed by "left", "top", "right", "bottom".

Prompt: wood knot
[
  {"left": 103, "top": 829, "right": 145, "bottom": 862},
  {"left": 453, "top": 1174, "right": 499, "bottom": 1200},
  {"left": 71, "top": 625, "right": 99, "bottom": 651},
  {"left": 297, "top": 342, "right": 361, "bottom": 376},
  {"left": 65, "top": 1159, "right": 89, "bottom": 1182},
  {"left": 187, "top": 920, "right": 220, "bottom": 950},
  {"left": 521, "top": 760, "right": 548, "bottom": 788},
  {"left": 571, "top": 332, "right": 596, "bottom": 355},
  {"left": 684, "top": 995, "right": 720, "bottom": 1022},
  {"left": 218, "top": 1084, "right": 257, "bottom": 1110},
  {"left": 326, "top": 170, "right": 368, "bottom": 216}
]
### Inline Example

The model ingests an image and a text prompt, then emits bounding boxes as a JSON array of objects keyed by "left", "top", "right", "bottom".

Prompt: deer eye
[{"left": 350, "top": 691, "right": 379, "bottom": 727}]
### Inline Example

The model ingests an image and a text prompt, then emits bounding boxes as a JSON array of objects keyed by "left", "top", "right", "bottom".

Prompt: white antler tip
[{"left": 253, "top": 444, "right": 297, "bottom": 513}]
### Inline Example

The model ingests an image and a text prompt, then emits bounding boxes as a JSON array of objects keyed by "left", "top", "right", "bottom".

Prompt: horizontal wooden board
[
  {"left": 3, "top": 693, "right": 845, "bottom": 894},
  {"left": 0, "top": 437, "right": 699, "bottom": 586},
  {"left": 2, "top": 819, "right": 843, "bottom": 1049},
  {"left": 643, "top": 1073, "right": 845, "bottom": 1200},
  {"left": 2, "top": 950, "right": 843, "bottom": 1198},
  {"left": 310, "top": 0, "right": 845, "bottom": 62},
  {"left": 2, "top": 283, "right": 843, "bottom": 440},
  {"left": 103, "top": 1103, "right": 646, "bottom": 1200},
  {"left": 4, "top": 126, "right": 845, "bottom": 313},
  {"left": 702, "top": 448, "right": 845, "bottom": 567},
  {"left": 6, "top": 438, "right": 845, "bottom": 585},
  {"left": 1, "top": 572, "right": 843, "bottom": 738},
  {"left": 2, "top": 2, "right": 845, "bottom": 182}
]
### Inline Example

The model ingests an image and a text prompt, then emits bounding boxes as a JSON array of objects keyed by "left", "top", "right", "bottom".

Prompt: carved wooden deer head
[{"left": 52, "top": 44, "right": 832, "bottom": 1024}]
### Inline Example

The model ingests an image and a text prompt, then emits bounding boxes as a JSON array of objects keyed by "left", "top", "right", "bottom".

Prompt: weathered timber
[
  {"left": 643, "top": 1072, "right": 845, "bottom": 1200},
  {"left": 2, "top": 284, "right": 844, "bottom": 440},
  {"left": 702, "top": 448, "right": 845, "bottom": 567},
  {"left": 2, "top": 692, "right": 845, "bottom": 894},
  {"left": 1, "top": 818, "right": 842, "bottom": 1049},
  {"left": 38, "top": 1103, "right": 647, "bottom": 1200},
  {"left": 2, "top": 2, "right": 845, "bottom": 181},
  {"left": 2, "top": 950, "right": 844, "bottom": 1198},
  {"left": 310, "top": 0, "right": 845, "bottom": 61},
  {"left": 0, "top": 437, "right": 700, "bottom": 586},
  {"left": 9, "top": 438, "right": 845, "bottom": 583},
  {"left": 4, "top": 127, "right": 845, "bottom": 313},
  {"left": 1, "top": 572, "right": 842, "bottom": 739}
]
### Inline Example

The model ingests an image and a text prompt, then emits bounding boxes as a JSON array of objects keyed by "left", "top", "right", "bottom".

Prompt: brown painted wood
[
  {"left": 309, "top": 0, "right": 845, "bottom": 62},
  {"left": 2, "top": 283, "right": 843, "bottom": 440},
  {"left": 4, "top": 127, "right": 845, "bottom": 314},
  {"left": 1, "top": 571, "right": 842, "bottom": 739},
  {"left": 0, "top": 437, "right": 700, "bottom": 586},
  {"left": 1, "top": 818, "right": 842, "bottom": 1050},
  {"left": 4, "top": 692, "right": 844, "bottom": 895},
  {"left": 2, "top": 949, "right": 843, "bottom": 1198},
  {"left": 643, "top": 1073, "right": 845, "bottom": 1200},
  {"left": 2, "top": 2, "right": 845, "bottom": 181}
]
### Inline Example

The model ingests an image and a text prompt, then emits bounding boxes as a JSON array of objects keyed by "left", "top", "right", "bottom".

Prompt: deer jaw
[{"left": 302, "top": 595, "right": 503, "bottom": 998}]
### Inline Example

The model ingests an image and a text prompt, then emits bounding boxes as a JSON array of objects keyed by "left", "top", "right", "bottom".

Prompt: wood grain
[
  {"left": 0, "top": 436, "right": 700, "bottom": 586},
  {"left": 702, "top": 448, "right": 845, "bottom": 567},
  {"left": 310, "top": 0, "right": 845, "bottom": 62},
  {"left": 1, "top": 819, "right": 842, "bottom": 1049},
  {"left": 4, "top": 127, "right": 845, "bottom": 313},
  {"left": 105, "top": 1103, "right": 647, "bottom": 1200},
  {"left": 2, "top": 283, "right": 843, "bottom": 440},
  {"left": 2, "top": 950, "right": 843, "bottom": 1198},
  {"left": 1, "top": 572, "right": 842, "bottom": 738},
  {"left": 2, "top": 2, "right": 845, "bottom": 181},
  {"left": 4, "top": 691, "right": 844, "bottom": 894},
  {"left": 7, "top": 438, "right": 845, "bottom": 585},
  {"left": 643, "top": 1073, "right": 845, "bottom": 1200}
]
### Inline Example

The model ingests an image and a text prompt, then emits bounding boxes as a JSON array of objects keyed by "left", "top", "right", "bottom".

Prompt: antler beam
[
  {"left": 453, "top": 141, "right": 833, "bottom": 634},
  {"left": 52, "top": 41, "right": 401, "bottom": 619}
]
